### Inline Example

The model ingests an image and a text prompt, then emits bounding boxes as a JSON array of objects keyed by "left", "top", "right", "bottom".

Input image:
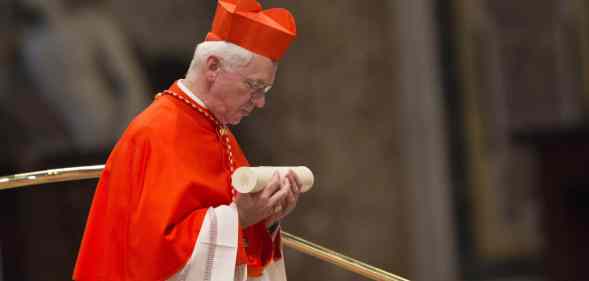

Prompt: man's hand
[
  {"left": 264, "top": 170, "right": 302, "bottom": 227},
  {"left": 235, "top": 172, "right": 290, "bottom": 228}
]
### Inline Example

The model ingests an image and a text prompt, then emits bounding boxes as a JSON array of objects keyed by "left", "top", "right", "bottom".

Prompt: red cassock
[{"left": 73, "top": 82, "right": 281, "bottom": 281}]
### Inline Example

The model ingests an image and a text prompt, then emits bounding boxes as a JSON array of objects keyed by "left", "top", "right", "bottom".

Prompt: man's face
[{"left": 210, "top": 55, "right": 276, "bottom": 125}]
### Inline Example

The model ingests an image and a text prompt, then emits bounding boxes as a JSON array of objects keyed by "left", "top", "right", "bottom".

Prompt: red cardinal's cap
[{"left": 205, "top": 0, "right": 297, "bottom": 61}]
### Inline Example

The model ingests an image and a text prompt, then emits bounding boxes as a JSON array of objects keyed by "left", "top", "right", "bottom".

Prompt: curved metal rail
[{"left": 0, "top": 165, "right": 410, "bottom": 281}]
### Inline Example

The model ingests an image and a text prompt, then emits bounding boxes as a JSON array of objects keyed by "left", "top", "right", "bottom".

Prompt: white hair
[{"left": 186, "top": 41, "right": 254, "bottom": 75}]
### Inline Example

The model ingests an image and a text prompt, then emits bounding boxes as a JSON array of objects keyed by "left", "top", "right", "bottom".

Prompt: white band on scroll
[{"left": 231, "top": 166, "right": 314, "bottom": 194}]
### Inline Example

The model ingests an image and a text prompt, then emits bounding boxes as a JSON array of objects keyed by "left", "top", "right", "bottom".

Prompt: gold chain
[{"left": 156, "top": 91, "right": 235, "bottom": 173}]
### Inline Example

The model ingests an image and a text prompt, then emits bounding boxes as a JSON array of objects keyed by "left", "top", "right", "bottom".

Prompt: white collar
[{"left": 178, "top": 79, "right": 207, "bottom": 108}]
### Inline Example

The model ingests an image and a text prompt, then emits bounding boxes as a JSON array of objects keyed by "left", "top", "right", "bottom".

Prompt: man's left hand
[{"left": 265, "top": 169, "right": 302, "bottom": 227}]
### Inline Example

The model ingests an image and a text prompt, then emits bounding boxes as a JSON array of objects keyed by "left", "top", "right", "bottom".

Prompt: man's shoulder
[
  {"left": 121, "top": 100, "right": 176, "bottom": 143},
  {"left": 121, "top": 98, "right": 204, "bottom": 145}
]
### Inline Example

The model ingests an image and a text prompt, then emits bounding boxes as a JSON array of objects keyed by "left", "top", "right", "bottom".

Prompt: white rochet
[{"left": 231, "top": 166, "right": 315, "bottom": 193}]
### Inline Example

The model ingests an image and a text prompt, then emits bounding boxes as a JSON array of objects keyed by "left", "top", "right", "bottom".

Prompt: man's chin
[
  {"left": 228, "top": 117, "right": 243, "bottom": 125},
  {"left": 230, "top": 112, "right": 251, "bottom": 125}
]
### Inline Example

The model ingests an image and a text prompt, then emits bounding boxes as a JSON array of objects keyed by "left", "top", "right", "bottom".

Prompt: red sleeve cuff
[
  {"left": 271, "top": 225, "right": 283, "bottom": 261},
  {"left": 243, "top": 222, "right": 278, "bottom": 277}
]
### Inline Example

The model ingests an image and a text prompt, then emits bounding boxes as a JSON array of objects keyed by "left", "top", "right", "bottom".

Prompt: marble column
[{"left": 391, "top": 0, "right": 459, "bottom": 280}]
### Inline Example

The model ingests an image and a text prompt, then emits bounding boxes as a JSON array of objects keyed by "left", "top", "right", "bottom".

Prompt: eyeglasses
[
  {"left": 243, "top": 77, "right": 273, "bottom": 97},
  {"left": 219, "top": 64, "right": 273, "bottom": 99}
]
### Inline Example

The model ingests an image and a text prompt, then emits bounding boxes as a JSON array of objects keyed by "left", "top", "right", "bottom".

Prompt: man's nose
[{"left": 252, "top": 95, "right": 266, "bottom": 108}]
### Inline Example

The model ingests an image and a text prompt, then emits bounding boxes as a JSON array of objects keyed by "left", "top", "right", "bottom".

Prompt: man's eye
[{"left": 248, "top": 81, "right": 261, "bottom": 90}]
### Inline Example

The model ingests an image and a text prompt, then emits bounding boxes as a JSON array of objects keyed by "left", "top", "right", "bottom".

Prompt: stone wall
[{"left": 452, "top": 0, "right": 588, "bottom": 279}]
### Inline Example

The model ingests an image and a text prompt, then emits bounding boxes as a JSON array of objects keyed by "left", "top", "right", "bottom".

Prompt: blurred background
[{"left": 1, "top": 0, "right": 589, "bottom": 280}]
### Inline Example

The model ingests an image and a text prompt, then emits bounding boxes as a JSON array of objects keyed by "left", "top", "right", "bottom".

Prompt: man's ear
[{"left": 206, "top": 56, "right": 221, "bottom": 81}]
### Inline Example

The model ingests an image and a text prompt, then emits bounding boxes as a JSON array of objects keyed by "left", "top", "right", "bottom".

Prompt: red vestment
[{"left": 73, "top": 82, "right": 280, "bottom": 281}]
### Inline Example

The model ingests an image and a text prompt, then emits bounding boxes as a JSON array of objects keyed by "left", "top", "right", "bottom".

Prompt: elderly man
[{"left": 73, "top": 1, "right": 300, "bottom": 280}]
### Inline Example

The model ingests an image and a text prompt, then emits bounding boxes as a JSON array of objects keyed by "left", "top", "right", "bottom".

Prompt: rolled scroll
[{"left": 231, "top": 166, "right": 314, "bottom": 193}]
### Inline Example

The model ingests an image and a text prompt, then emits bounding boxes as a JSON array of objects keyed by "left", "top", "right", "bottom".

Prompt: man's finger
[
  {"left": 286, "top": 173, "right": 300, "bottom": 196},
  {"left": 288, "top": 170, "right": 303, "bottom": 192},
  {"left": 287, "top": 185, "right": 296, "bottom": 202},
  {"left": 268, "top": 178, "right": 290, "bottom": 206},
  {"left": 260, "top": 172, "right": 281, "bottom": 199}
]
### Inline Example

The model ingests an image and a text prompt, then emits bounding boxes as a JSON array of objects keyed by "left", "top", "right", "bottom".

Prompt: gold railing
[{"left": 0, "top": 165, "right": 409, "bottom": 281}]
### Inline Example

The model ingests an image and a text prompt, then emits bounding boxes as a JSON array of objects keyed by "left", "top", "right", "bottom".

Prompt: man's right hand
[{"left": 234, "top": 172, "right": 289, "bottom": 228}]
